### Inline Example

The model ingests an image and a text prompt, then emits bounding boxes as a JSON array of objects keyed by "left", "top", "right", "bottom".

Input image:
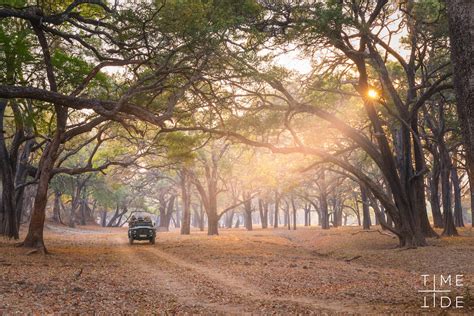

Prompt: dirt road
[{"left": 1, "top": 225, "right": 473, "bottom": 314}]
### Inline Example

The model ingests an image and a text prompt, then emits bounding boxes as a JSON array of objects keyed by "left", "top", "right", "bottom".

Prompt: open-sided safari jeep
[{"left": 128, "top": 216, "right": 156, "bottom": 244}]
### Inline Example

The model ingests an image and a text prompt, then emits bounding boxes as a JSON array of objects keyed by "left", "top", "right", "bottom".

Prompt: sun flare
[{"left": 367, "top": 88, "right": 379, "bottom": 99}]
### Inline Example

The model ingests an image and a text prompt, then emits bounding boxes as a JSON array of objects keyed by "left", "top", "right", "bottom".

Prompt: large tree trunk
[
  {"left": 14, "top": 137, "right": 34, "bottom": 230},
  {"left": 82, "top": 201, "right": 95, "bottom": 225},
  {"left": 244, "top": 197, "right": 253, "bottom": 231},
  {"left": 180, "top": 171, "right": 191, "bottom": 235},
  {"left": 267, "top": 207, "right": 272, "bottom": 228},
  {"left": 165, "top": 196, "right": 175, "bottom": 229},
  {"left": 69, "top": 182, "right": 82, "bottom": 228},
  {"left": 440, "top": 144, "right": 458, "bottom": 236},
  {"left": 304, "top": 204, "right": 310, "bottom": 226},
  {"left": 244, "top": 210, "right": 253, "bottom": 231},
  {"left": 22, "top": 24, "right": 68, "bottom": 251},
  {"left": 412, "top": 113, "right": 438, "bottom": 238},
  {"left": 258, "top": 199, "right": 268, "bottom": 229},
  {"left": 428, "top": 152, "right": 444, "bottom": 228},
  {"left": 370, "top": 198, "right": 382, "bottom": 226},
  {"left": 23, "top": 159, "right": 54, "bottom": 250},
  {"left": 315, "top": 208, "right": 321, "bottom": 226},
  {"left": 79, "top": 200, "right": 87, "bottom": 226},
  {"left": 386, "top": 212, "right": 393, "bottom": 228},
  {"left": 446, "top": 0, "right": 474, "bottom": 227},
  {"left": 19, "top": 185, "right": 35, "bottom": 225},
  {"left": 308, "top": 207, "right": 311, "bottom": 226},
  {"left": 332, "top": 197, "right": 343, "bottom": 228},
  {"left": 469, "top": 171, "right": 474, "bottom": 227},
  {"left": 22, "top": 105, "right": 66, "bottom": 251},
  {"left": 350, "top": 52, "right": 427, "bottom": 246},
  {"left": 101, "top": 210, "right": 107, "bottom": 227},
  {"left": 451, "top": 166, "right": 465, "bottom": 227},
  {"left": 0, "top": 46, "right": 19, "bottom": 238},
  {"left": 374, "top": 209, "right": 380, "bottom": 225},
  {"left": 207, "top": 193, "right": 218, "bottom": 235},
  {"left": 353, "top": 195, "right": 361, "bottom": 226},
  {"left": 191, "top": 162, "right": 220, "bottom": 235},
  {"left": 207, "top": 211, "right": 219, "bottom": 235},
  {"left": 291, "top": 197, "right": 297, "bottom": 230},
  {"left": 0, "top": 100, "right": 18, "bottom": 239},
  {"left": 320, "top": 171, "right": 329, "bottom": 229},
  {"left": 107, "top": 205, "right": 120, "bottom": 227},
  {"left": 273, "top": 191, "right": 279, "bottom": 228},
  {"left": 181, "top": 197, "right": 191, "bottom": 235},
  {"left": 198, "top": 204, "right": 205, "bottom": 231},
  {"left": 399, "top": 124, "right": 426, "bottom": 246},
  {"left": 337, "top": 200, "right": 343, "bottom": 227},
  {"left": 360, "top": 185, "right": 371, "bottom": 230},
  {"left": 52, "top": 191, "right": 62, "bottom": 223},
  {"left": 283, "top": 201, "right": 290, "bottom": 230},
  {"left": 320, "top": 197, "right": 329, "bottom": 229},
  {"left": 69, "top": 204, "right": 76, "bottom": 228},
  {"left": 330, "top": 198, "right": 338, "bottom": 228},
  {"left": 159, "top": 195, "right": 175, "bottom": 231}
]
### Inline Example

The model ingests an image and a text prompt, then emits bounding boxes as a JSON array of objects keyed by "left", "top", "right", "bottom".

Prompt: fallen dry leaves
[{"left": 0, "top": 224, "right": 473, "bottom": 314}]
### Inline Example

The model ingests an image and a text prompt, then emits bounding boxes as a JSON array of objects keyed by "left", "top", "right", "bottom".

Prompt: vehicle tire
[
  {"left": 150, "top": 237, "right": 155, "bottom": 245},
  {"left": 129, "top": 237, "right": 134, "bottom": 245}
]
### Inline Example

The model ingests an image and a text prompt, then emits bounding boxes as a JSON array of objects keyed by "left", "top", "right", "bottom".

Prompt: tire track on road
[
  {"left": 140, "top": 242, "right": 363, "bottom": 314},
  {"left": 113, "top": 235, "right": 248, "bottom": 314}
]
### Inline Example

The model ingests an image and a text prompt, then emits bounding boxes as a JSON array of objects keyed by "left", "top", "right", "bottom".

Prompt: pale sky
[{"left": 275, "top": 50, "right": 313, "bottom": 75}]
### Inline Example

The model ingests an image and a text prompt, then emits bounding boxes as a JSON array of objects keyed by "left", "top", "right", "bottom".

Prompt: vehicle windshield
[{"left": 130, "top": 221, "right": 153, "bottom": 227}]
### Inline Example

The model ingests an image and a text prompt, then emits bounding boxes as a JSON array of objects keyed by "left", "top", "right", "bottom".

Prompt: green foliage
[
  {"left": 90, "top": 175, "right": 121, "bottom": 208},
  {"left": 51, "top": 50, "right": 109, "bottom": 92},
  {"left": 162, "top": 132, "right": 202, "bottom": 163},
  {"left": 0, "top": 20, "right": 34, "bottom": 83},
  {"left": 90, "top": 174, "right": 147, "bottom": 210},
  {"left": 154, "top": 0, "right": 261, "bottom": 39},
  {"left": 0, "top": 0, "right": 27, "bottom": 6},
  {"left": 413, "top": 0, "right": 447, "bottom": 33},
  {"left": 288, "top": 0, "right": 351, "bottom": 42}
]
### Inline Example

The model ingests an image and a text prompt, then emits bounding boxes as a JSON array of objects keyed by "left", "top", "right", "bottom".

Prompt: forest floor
[{"left": 1, "top": 224, "right": 473, "bottom": 315}]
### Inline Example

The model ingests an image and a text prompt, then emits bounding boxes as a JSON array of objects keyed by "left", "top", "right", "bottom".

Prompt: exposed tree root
[
  {"left": 352, "top": 229, "right": 396, "bottom": 238},
  {"left": 397, "top": 246, "right": 418, "bottom": 251},
  {"left": 441, "top": 230, "right": 459, "bottom": 237},
  {"left": 24, "top": 246, "right": 48, "bottom": 255},
  {"left": 345, "top": 255, "right": 362, "bottom": 262},
  {"left": 16, "top": 241, "right": 49, "bottom": 255},
  {"left": 26, "top": 249, "right": 38, "bottom": 255}
]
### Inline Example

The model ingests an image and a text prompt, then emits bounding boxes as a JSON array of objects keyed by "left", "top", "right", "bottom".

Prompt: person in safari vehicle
[{"left": 128, "top": 216, "right": 156, "bottom": 245}]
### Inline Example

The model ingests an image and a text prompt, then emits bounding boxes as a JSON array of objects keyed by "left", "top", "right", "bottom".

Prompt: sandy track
[
  {"left": 1, "top": 225, "right": 473, "bottom": 314},
  {"left": 115, "top": 235, "right": 247, "bottom": 314},
  {"left": 115, "top": 233, "right": 373, "bottom": 314}
]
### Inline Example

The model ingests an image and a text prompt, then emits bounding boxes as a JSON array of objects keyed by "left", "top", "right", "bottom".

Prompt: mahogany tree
[
  {"left": 446, "top": 0, "right": 474, "bottom": 226},
  {"left": 166, "top": 1, "right": 461, "bottom": 247},
  {"left": 188, "top": 141, "right": 254, "bottom": 235},
  {"left": 0, "top": 0, "right": 258, "bottom": 251}
]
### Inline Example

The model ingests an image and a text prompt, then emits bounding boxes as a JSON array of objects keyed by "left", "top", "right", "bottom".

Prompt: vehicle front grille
[{"left": 137, "top": 228, "right": 150, "bottom": 235}]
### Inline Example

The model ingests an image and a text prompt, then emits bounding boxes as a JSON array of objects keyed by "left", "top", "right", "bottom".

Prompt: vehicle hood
[{"left": 129, "top": 226, "right": 156, "bottom": 230}]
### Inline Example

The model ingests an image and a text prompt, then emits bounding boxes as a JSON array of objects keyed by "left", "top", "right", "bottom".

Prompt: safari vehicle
[{"left": 128, "top": 216, "right": 156, "bottom": 245}]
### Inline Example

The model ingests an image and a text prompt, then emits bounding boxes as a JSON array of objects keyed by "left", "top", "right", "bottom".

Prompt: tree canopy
[{"left": 0, "top": 0, "right": 472, "bottom": 253}]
